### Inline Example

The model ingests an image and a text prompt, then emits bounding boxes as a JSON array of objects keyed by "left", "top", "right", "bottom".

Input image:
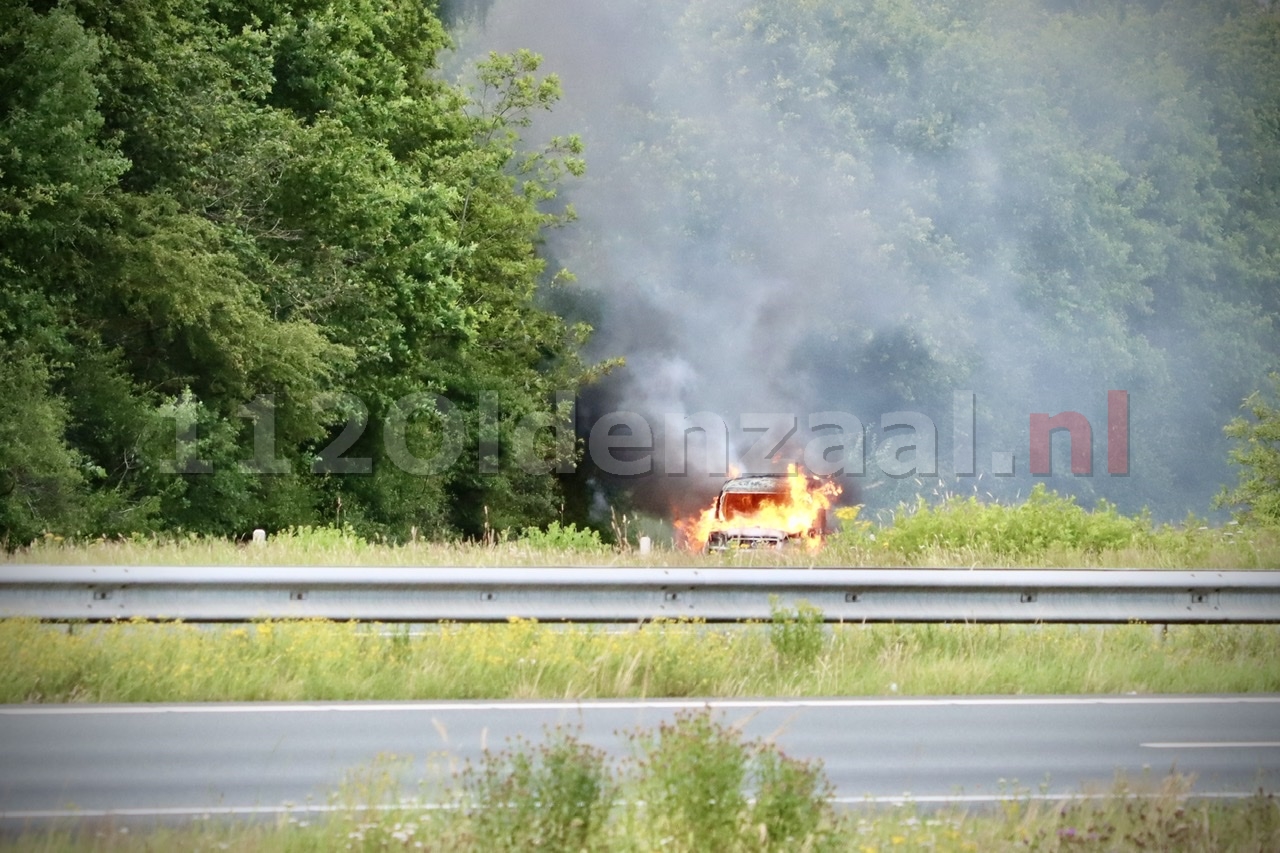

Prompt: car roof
[{"left": 718, "top": 474, "right": 802, "bottom": 494}]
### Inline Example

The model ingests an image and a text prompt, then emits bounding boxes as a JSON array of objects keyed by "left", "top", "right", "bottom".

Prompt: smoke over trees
[{"left": 456, "top": 0, "right": 1280, "bottom": 520}]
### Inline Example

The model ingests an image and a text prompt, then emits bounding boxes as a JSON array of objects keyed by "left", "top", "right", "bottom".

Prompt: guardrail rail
[{"left": 1, "top": 566, "right": 1277, "bottom": 623}]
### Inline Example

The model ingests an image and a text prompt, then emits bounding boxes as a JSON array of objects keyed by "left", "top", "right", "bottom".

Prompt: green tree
[
  {"left": 0, "top": 1, "right": 128, "bottom": 541},
  {"left": 1, "top": 0, "right": 600, "bottom": 545},
  {"left": 1215, "top": 374, "right": 1280, "bottom": 525}
]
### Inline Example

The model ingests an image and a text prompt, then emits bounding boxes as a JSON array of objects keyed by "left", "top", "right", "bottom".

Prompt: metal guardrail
[{"left": 0, "top": 566, "right": 1277, "bottom": 623}]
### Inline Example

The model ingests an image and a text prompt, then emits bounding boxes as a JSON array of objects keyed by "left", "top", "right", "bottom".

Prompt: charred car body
[{"left": 703, "top": 472, "right": 831, "bottom": 552}]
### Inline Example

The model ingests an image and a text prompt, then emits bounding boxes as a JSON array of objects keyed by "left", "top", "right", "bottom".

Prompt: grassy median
[{"left": 2, "top": 616, "right": 1277, "bottom": 703}]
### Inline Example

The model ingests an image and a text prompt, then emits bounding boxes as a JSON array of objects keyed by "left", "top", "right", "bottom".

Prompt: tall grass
[
  {"left": 868, "top": 484, "right": 1151, "bottom": 559},
  {"left": 2, "top": 619, "right": 1276, "bottom": 704},
  {"left": 843, "top": 775, "right": 1280, "bottom": 853},
  {"left": 843, "top": 484, "right": 1280, "bottom": 568},
  {"left": 8, "top": 493, "right": 1277, "bottom": 567}
]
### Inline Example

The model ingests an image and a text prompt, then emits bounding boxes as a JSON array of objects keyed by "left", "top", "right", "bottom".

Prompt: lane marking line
[
  {"left": 0, "top": 803, "right": 446, "bottom": 820},
  {"left": 1141, "top": 741, "right": 1280, "bottom": 749},
  {"left": 831, "top": 791, "right": 1268, "bottom": 805}
]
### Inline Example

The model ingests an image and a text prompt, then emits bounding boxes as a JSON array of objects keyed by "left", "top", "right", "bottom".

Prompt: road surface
[{"left": 1, "top": 695, "right": 1277, "bottom": 821}]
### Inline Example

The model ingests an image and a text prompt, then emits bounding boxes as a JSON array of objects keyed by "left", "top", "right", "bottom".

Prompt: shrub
[
  {"left": 769, "top": 598, "right": 825, "bottom": 666},
  {"left": 518, "top": 520, "right": 608, "bottom": 553},
  {"left": 828, "top": 504, "right": 875, "bottom": 550},
  {"left": 272, "top": 525, "right": 367, "bottom": 549},
  {"left": 634, "top": 712, "right": 748, "bottom": 849},
  {"left": 750, "top": 747, "right": 837, "bottom": 850},
  {"left": 628, "top": 710, "right": 838, "bottom": 851},
  {"left": 880, "top": 483, "right": 1149, "bottom": 558},
  {"left": 1215, "top": 373, "right": 1280, "bottom": 526},
  {"left": 461, "top": 728, "right": 615, "bottom": 852},
  {"left": 453, "top": 713, "right": 839, "bottom": 852}
]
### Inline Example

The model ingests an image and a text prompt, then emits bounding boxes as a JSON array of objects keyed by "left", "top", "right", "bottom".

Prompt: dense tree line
[
  {"left": 1, "top": 0, "right": 600, "bottom": 545},
  {"left": 5, "top": 0, "right": 1279, "bottom": 545}
]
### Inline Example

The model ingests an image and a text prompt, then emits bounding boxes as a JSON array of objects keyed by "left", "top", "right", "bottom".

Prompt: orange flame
[{"left": 676, "top": 464, "right": 842, "bottom": 552}]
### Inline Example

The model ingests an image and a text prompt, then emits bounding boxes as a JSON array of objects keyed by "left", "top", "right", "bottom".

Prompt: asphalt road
[{"left": 1, "top": 695, "right": 1278, "bottom": 821}]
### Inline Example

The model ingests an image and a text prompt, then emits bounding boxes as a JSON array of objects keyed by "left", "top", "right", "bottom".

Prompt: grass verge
[
  {"left": 2, "top": 618, "right": 1277, "bottom": 703},
  {"left": 5, "top": 490, "right": 1279, "bottom": 568},
  {"left": 3, "top": 713, "right": 1277, "bottom": 852}
]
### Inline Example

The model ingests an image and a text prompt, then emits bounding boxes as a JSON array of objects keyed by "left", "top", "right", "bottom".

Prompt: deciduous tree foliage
[
  {"left": 1, "top": 0, "right": 596, "bottom": 544},
  {"left": 1216, "top": 373, "right": 1280, "bottom": 525}
]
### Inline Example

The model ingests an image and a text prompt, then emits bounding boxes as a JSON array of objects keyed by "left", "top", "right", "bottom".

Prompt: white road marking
[
  {"left": 1141, "top": 741, "right": 1280, "bottom": 749},
  {"left": 830, "top": 791, "right": 1265, "bottom": 806},
  {"left": 2, "top": 695, "right": 1278, "bottom": 715},
  {"left": 0, "top": 802, "right": 448, "bottom": 820}
]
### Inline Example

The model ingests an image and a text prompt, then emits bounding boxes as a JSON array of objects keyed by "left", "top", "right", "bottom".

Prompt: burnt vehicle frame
[{"left": 703, "top": 472, "right": 831, "bottom": 552}]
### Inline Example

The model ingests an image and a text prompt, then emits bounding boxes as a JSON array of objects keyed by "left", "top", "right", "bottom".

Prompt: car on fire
[{"left": 703, "top": 472, "right": 831, "bottom": 552}]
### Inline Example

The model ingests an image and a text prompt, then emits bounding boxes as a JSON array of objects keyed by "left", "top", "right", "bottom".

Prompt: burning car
[{"left": 678, "top": 465, "right": 841, "bottom": 552}]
